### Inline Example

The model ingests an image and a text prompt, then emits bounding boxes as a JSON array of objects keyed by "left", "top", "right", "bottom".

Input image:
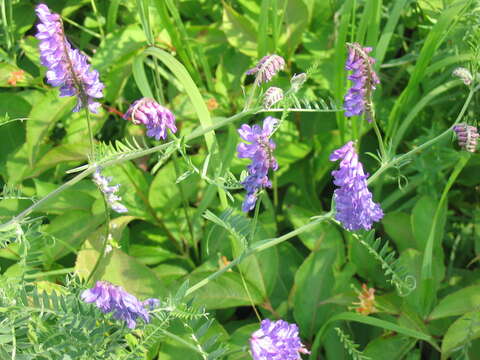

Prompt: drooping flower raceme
[
  {"left": 123, "top": 98, "right": 177, "bottom": 140},
  {"left": 344, "top": 43, "right": 380, "bottom": 121},
  {"left": 453, "top": 123, "right": 479, "bottom": 153},
  {"left": 35, "top": 4, "right": 104, "bottom": 113},
  {"left": 250, "top": 319, "right": 310, "bottom": 360},
  {"left": 81, "top": 281, "right": 159, "bottom": 329},
  {"left": 246, "top": 54, "right": 285, "bottom": 84},
  {"left": 330, "top": 141, "right": 383, "bottom": 231},
  {"left": 92, "top": 168, "right": 128, "bottom": 214},
  {"left": 237, "top": 117, "right": 278, "bottom": 212}
]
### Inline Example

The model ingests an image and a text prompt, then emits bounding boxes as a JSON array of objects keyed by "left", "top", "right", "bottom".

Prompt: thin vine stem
[{"left": 86, "top": 196, "right": 110, "bottom": 284}]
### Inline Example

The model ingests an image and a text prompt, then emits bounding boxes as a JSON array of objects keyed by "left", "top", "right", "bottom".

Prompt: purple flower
[
  {"left": 453, "top": 123, "right": 478, "bottom": 153},
  {"left": 246, "top": 54, "right": 285, "bottom": 84},
  {"left": 35, "top": 4, "right": 104, "bottom": 113},
  {"left": 344, "top": 43, "right": 379, "bottom": 121},
  {"left": 330, "top": 141, "right": 383, "bottom": 231},
  {"left": 81, "top": 281, "right": 158, "bottom": 329},
  {"left": 250, "top": 319, "right": 309, "bottom": 360},
  {"left": 123, "top": 98, "right": 177, "bottom": 140},
  {"left": 92, "top": 168, "right": 128, "bottom": 214},
  {"left": 237, "top": 117, "right": 278, "bottom": 212}
]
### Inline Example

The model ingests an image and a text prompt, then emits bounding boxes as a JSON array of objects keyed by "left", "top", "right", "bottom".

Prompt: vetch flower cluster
[
  {"left": 344, "top": 43, "right": 380, "bottom": 121},
  {"left": 353, "top": 284, "right": 377, "bottom": 315},
  {"left": 123, "top": 98, "right": 177, "bottom": 141},
  {"left": 246, "top": 54, "right": 285, "bottom": 84},
  {"left": 453, "top": 123, "right": 478, "bottom": 153},
  {"left": 250, "top": 319, "right": 309, "bottom": 360},
  {"left": 92, "top": 168, "right": 128, "bottom": 214},
  {"left": 237, "top": 117, "right": 278, "bottom": 212},
  {"left": 81, "top": 281, "right": 159, "bottom": 329},
  {"left": 35, "top": 4, "right": 104, "bottom": 113},
  {"left": 330, "top": 141, "right": 383, "bottom": 231}
]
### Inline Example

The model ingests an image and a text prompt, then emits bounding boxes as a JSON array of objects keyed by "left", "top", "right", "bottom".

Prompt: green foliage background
[{"left": 1, "top": 0, "right": 480, "bottom": 359}]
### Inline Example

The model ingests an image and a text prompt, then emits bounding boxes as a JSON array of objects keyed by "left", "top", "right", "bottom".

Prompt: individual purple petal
[
  {"left": 250, "top": 319, "right": 310, "bottom": 360},
  {"left": 330, "top": 141, "right": 383, "bottom": 231},
  {"left": 124, "top": 98, "right": 177, "bottom": 141},
  {"left": 237, "top": 117, "right": 279, "bottom": 212},
  {"left": 35, "top": 4, "right": 104, "bottom": 113}
]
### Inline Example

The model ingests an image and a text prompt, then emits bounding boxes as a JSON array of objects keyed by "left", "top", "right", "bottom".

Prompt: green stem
[
  {"left": 368, "top": 86, "right": 476, "bottom": 185},
  {"left": 185, "top": 212, "right": 333, "bottom": 296},
  {"left": 24, "top": 267, "right": 75, "bottom": 279},
  {"left": 90, "top": 0, "right": 105, "bottom": 40},
  {"left": 84, "top": 106, "right": 95, "bottom": 159},
  {"left": 249, "top": 192, "right": 262, "bottom": 242},
  {"left": 86, "top": 196, "right": 110, "bottom": 284},
  {"left": 372, "top": 119, "right": 386, "bottom": 160},
  {"left": 172, "top": 152, "right": 197, "bottom": 260}
]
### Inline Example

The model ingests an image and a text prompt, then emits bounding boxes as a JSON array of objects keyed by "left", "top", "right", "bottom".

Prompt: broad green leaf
[
  {"left": 275, "top": 120, "right": 312, "bottom": 165},
  {"left": 311, "top": 312, "right": 438, "bottom": 358},
  {"left": 278, "top": 0, "right": 309, "bottom": 57},
  {"left": 293, "top": 248, "right": 336, "bottom": 339},
  {"left": 398, "top": 249, "right": 444, "bottom": 317},
  {"left": 26, "top": 91, "right": 75, "bottom": 165},
  {"left": 221, "top": 2, "right": 257, "bottom": 57},
  {"left": 75, "top": 218, "right": 166, "bottom": 298},
  {"left": 148, "top": 161, "right": 199, "bottom": 213},
  {"left": 429, "top": 285, "right": 480, "bottom": 320},
  {"left": 33, "top": 179, "right": 96, "bottom": 214},
  {"left": 32, "top": 143, "right": 89, "bottom": 177},
  {"left": 411, "top": 195, "right": 446, "bottom": 253},
  {"left": 185, "top": 270, "right": 263, "bottom": 309},
  {"left": 269, "top": 242, "right": 303, "bottom": 312},
  {"left": 42, "top": 209, "right": 105, "bottom": 263},
  {"left": 364, "top": 335, "right": 416, "bottom": 360},
  {"left": 441, "top": 312, "right": 480, "bottom": 360},
  {"left": 92, "top": 25, "right": 146, "bottom": 71},
  {"left": 383, "top": 212, "right": 416, "bottom": 253}
]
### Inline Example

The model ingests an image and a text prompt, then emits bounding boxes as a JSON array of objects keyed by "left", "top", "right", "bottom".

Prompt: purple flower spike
[
  {"left": 250, "top": 319, "right": 310, "bottom": 360},
  {"left": 246, "top": 54, "right": 285, "bottom": 84},
  {"left": 330, "top": 141, "right": 383, "bottom": 231},
  {"left": 237, "top": 117, "right": 278, "bottom": 212},
  {"left": 81, "top": 281, "right": 159, "bottom": 329},
  {"left": 123, "top": 98, "right": 177, "bottom": 141},
  {"left": 35, "top": 4, "right": 104, "bottom": 113},
  {"left": 344, "top": 43, "right": 379, "bottom": 121},
  {"left": 453, "top": 123, "right": 478, "bottom": 152}
]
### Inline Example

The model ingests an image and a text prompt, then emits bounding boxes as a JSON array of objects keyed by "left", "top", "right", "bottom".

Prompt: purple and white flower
[
  {"left": 246, "top": 54, "right": 285, "bottom": 85},
  {"left": 344, "top": 43, "right": 379, "bottom": 121},
  {"left": 123, "top": 98, "right": 177, "bottom": 141},
  {"left": 237, "top": 117, "right": 278, "bottom": 212},
  {"left": 35, "top": 4, "right": 104, "bottom": 113},
  {"left": 81, "top": 281, "right": 159, "bottom": 329},
  {"left": 250, "top": 319, "right": 309, "bottom": 360},
  {"left": 263, "top": 87, "right": 284, "bottom": 109},
  {"left": 330, "top": 141, "right": 383, "bottom": 231},
  {"left": 92, "top": 168, "right": 128, "bottom": 214}
]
